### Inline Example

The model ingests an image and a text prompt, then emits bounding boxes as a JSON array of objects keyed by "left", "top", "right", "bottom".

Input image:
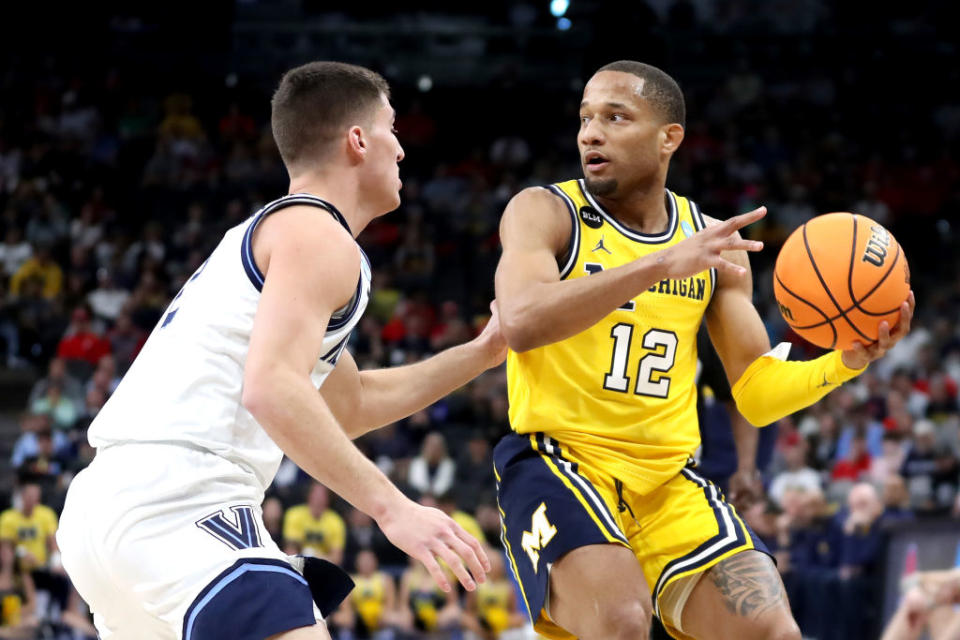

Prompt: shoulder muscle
[{"left": 499, "top": 186, "right": 572, "bottom": 257}]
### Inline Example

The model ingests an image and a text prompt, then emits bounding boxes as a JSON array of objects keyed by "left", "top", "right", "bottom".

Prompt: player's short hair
[
  {"left": 271, "top": 61, "right": 390, "bottom": 170},
  {"left": 596, "top": 60, "right": 685, "bottom": 128}
]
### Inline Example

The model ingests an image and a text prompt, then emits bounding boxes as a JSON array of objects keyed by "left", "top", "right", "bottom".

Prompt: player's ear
[
  {"left": 660, "top": 123, "right": 684, "bottom": 155},
  {"left": 346, "top": 125, "right": 367, "bottom": 163}
]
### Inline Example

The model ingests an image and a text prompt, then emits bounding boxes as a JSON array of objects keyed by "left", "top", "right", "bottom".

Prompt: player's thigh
[
  {"left": 681, "top": 550, "right": 800, "bottom": 640},
  {"left": 494, "top": 433, "right": 632, "bottom": 631},
  {"left": 548, "top": 543, "right": 652, "bottom": 640},
  {"left": 267, "top": 624, "right": 331, "bottom": 640}
]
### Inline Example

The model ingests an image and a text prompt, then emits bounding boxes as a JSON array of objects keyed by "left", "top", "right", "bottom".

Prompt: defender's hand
[
  {"left": 658, "top": 206, "right": 766, "bottom": 281},
  {"left": 377, "top": 499, "right": 491, "bottom": 592},
  {"left": 842, "top": 290, "right": 915, "bottom": 370},
  {"left": 474, "top": 301, "right": 508, "bottom": 369}
]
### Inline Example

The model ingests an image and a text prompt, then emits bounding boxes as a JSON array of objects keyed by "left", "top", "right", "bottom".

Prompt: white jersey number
[{"left": 603, "top": 325, "right": 678, "bottom": 399}]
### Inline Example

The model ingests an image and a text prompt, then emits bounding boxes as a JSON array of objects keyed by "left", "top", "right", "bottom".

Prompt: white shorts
[{"left": 58, "top": 443, "right": 322, "bottom": 640}]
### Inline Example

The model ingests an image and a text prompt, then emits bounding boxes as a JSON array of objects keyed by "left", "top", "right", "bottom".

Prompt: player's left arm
[
  {"left": 320, "top": 304, "right": 506, "bottom": 439},
  {"left": 705, "top": 216, "right": 914, "bottom": 427}
]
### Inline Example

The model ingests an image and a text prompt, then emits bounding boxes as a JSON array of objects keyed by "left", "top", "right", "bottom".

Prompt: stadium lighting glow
[
  {"left": 417, "top": 75, "right": 433, "bottom": 92},
  {"left": 557, "top": 17, "right": 572, "bottom": 30},
  {"left": 550, "top": 0, "right": 569, "bottom": 17}
]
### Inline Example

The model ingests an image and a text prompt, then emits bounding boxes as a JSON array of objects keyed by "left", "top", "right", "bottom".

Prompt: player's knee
[
  {"left": 770, "top": 622, "right": 801, "bottom": 640},
  {"left": 599, "top": 601, "right": 651, "bottom": 640},
  {"left": 756, "top": 613, "right": 800, "bottom": 640}
]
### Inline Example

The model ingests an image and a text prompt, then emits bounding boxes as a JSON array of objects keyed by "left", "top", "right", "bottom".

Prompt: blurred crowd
[{"left": 0, "top": 1, "right": 958, "bottom": 638}]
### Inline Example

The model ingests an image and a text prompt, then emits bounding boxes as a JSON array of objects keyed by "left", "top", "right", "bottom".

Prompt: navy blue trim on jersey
[
  {"left": 651, "top": 467, "right": 771, "bottom": 618},
  {"left": 546, "top": 185, "right": 581, "bottom": 280},
  {"left": 240, "top": 194, "right": 351, "bottom": 293},
  {"left": 319, "top": 333, "right": 350, "bottom": 365},
  {"left": 577, "top": 180, "right": 678, "bottom": 244},
  {"left": 688, "top": 201, "right": 717, "bottom": 300},
  {"left": 183, "top": 558, "right": 315, "bottom": 640}
]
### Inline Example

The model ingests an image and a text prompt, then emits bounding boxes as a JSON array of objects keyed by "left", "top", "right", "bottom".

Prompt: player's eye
[
  {"left": 580, "top": 116, "right": 590, "bottom": 125},
  {"left": 610, "top": 113, "right": 626, "bottom": 122}
]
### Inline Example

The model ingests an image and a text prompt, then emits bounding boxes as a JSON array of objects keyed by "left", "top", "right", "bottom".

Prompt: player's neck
[
  {"left": 288, "top": 171, "right": 370, "bottom": 238},
  {"left": 594, "top": 180, "right": 669, "bottom": 235}
]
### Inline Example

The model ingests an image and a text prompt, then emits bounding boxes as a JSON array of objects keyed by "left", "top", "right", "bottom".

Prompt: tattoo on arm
[{"left": 707, "top": 552, "right": 787, "bottom": 619}]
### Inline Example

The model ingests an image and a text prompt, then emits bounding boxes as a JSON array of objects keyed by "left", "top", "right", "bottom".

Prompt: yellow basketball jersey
[
  {"left": 506, "top": 179, "right": 716, "bottom": 495},
  {"left": 352, "top": 572, "right": 386, "bottom": 630}
]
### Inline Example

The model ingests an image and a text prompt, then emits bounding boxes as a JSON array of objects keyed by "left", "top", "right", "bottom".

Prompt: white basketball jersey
[{"left": 88, "top": 194, "right": 371, "bottom": 491}]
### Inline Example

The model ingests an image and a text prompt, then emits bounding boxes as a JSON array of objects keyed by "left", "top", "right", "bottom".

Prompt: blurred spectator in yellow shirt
[{"left": 282, "top": 482, "right": 346, "bottom": 566}]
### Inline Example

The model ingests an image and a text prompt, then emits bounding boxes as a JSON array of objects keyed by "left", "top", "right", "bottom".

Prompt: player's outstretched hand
[
  {"left": 377, "top": 499, "right": 491, "bottom": 592},
  {"left": 842, "top": 290, "right": 915, "bottom": 369},
  {"left": 659, "top": 206, "right": 766, "bottom": 280}
]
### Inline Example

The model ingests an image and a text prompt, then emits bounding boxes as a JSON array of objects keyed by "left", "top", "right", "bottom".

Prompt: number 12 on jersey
[{"left": 604, "top": 325, "right": 677, "bottom": 398}]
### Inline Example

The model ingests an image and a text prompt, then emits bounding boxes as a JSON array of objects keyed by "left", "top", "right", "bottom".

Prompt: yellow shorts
[{"left": 494, "top": 432, "right": 769, "bottom": 639}]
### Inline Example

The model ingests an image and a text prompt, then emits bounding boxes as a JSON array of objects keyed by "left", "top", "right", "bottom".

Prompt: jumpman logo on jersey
[
  {"left": 592, "top": 235, "right": 612, "bottom": 254},
  {"left": 817, "top": 374, "right": 831, "bottom": 388}
]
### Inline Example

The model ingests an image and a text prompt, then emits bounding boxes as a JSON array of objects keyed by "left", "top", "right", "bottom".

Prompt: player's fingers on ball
[
  {"left": 434, "top": 542, "right": 475, "bottom": 591},
  {"left": 878, "top": 321, "right": 891, "bottom": 343}
]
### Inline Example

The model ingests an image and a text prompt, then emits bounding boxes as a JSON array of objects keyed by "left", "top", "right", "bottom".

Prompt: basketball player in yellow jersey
[{"left": 493, "top": 60, "right": 915, "bottom": 640}]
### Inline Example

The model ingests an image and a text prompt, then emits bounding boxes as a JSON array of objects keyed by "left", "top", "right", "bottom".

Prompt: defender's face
[
  {"left": 365, "top": 94, "right": 405, "bottom": 214},
  {"left": 578, "top": 71, "right": 664, "bottom": 198}
]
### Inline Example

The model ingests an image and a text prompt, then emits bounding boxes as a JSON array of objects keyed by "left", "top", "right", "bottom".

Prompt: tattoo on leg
[{"left": 707, "top": 552, "right": 786, "bottom": 619}]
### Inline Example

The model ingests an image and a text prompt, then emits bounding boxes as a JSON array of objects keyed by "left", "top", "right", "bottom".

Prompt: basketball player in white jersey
[{"left": 56, "top": 62, "right": 505, "bottom": 640}]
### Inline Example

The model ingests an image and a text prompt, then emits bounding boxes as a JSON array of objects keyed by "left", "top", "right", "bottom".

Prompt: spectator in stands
[
  {"left": 0, "top": 479, "right": 58, "bottom": 581},
  {"left": 0, "top": 226, "right": 31, "bottom": 279},
  {"left": 86, "top": 269, "right": 129, "bottom": 324},
  {"left": 462, "top": 548, "right": 525, "bottom": 640},
  {"left": 408, "top": 432, "right": 455, "bottom": 497},
  {"left": 346, "top": 549, "right": 401, "bottom": 638},
  {"left": 29, "top": 383, "right": 77, "bottom": 432},
  {"left": 10, "top": 414, "right": 71, "bottom": 473},
  {"left": 282, "top": 482, "right": 346, "bottom": 566},
  {"left": 0, "top": 538, "right": 37, "bottom": 635},
  {"left": 28, "top": 357, "right": 83, "bottom": 407},
  {"left": 251, "top": 497, "right": 280, "bottom": 550},
  {"left": 55, "top": 306, "right": 111, "bottom": 371},
  {"left": 779, "top": 488, "right": 837, "bottom": 638},
  {"left": 453, "top": 430, "right": 495, "bottom": 512},
  {"left": 831, "top": 434, "right": 872, "bottom": 482},
  {"left": 901, "top": 419, "right": 958, "bottom": 512},
  {"left": 881, "top": 474, "right": 914, "bottom": 524},
  {"left": 105, "top": 311, "right": 146, "bottom": 374},
  {"left": 9, "top": 243, "right": 62, "bottom": 300},
  {"left": 769, "top": 437, "right": 822, "bottom": 507},
  {"left": 871, "top": 431, "right": 908, "bottom": 485},
  {"left": 397, "top": 554, "right": 461, "bottom": 636}
]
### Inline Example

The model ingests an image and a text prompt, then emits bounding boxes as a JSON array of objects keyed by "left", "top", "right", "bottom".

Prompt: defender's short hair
[
  {"left": 271, "top": 61, "right": 390, "bottom": 169},
  {"left": 596, "top": 60, "right": 685, "bottom": 127}
]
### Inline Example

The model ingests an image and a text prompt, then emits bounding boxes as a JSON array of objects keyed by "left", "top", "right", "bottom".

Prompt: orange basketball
[{"left": 773, "top": 212, "right": 910, "bottom": 351}]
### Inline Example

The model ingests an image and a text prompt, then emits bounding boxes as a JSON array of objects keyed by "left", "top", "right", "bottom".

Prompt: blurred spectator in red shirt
[
  {"left": 56, "top": 306, "right": 110, "bottom": 367},
  {"left": 831, "top": 435, "right": 872, "bottom": 482}
]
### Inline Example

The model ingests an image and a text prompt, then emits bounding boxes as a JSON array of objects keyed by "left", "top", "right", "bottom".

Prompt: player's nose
[
  {"left": 578, "top": 119, "right": 604, "bottom": 147},
  {"left": 397, "top": 143, "right": 405, "bottom": 163}
]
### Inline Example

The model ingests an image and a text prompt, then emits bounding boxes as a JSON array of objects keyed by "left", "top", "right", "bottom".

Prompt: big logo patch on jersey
[{"left": 579, "top": 206, "right": 603, "bottom": 229}]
